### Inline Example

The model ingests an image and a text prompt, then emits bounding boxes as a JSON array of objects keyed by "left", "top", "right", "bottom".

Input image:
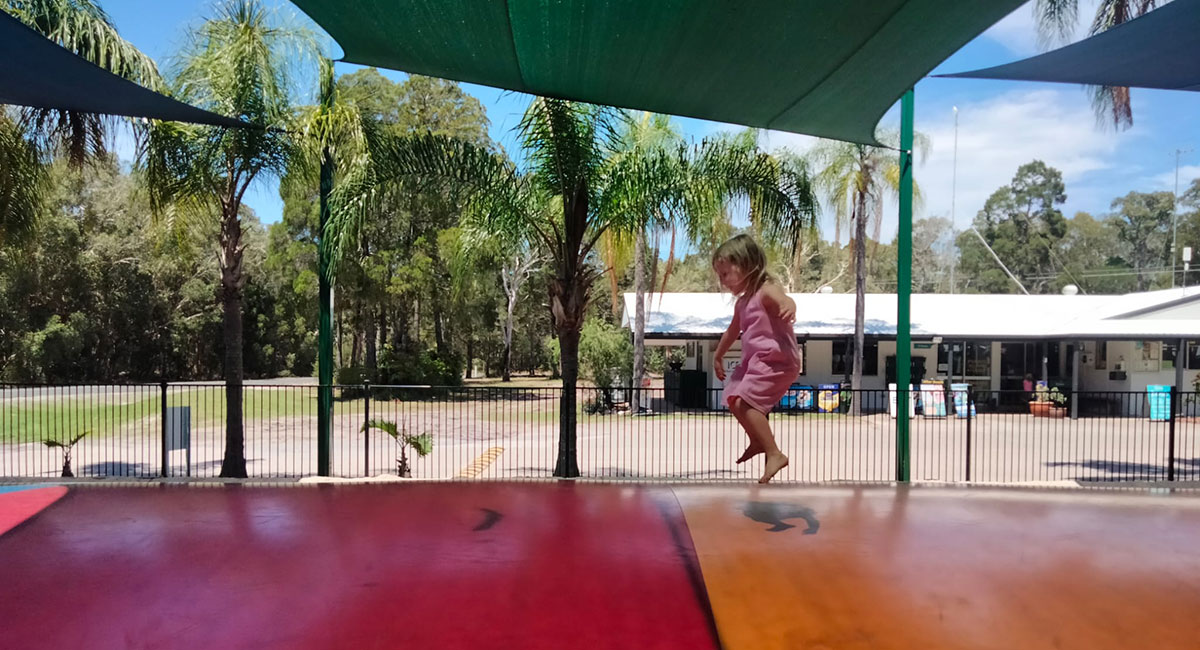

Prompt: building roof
[{"left": 621, "top": 289, "right": 1200, "bottom": 340}]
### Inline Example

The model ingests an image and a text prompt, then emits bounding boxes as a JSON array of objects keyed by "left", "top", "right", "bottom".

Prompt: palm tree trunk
[
  {"left": 552, "top": 184, "right": 589, "bottom": 479},
  {"left": 632, "top": 228, "right": 647, "bottom": 411},
  {"left": 555, "top": 324, "right": 581, "bottom": 478},
  {"left": 218, "top": 208, "right": 247, "bottom": 478},
  {"left": 851, "top": 194, "right": 867, "bottom": 417}
]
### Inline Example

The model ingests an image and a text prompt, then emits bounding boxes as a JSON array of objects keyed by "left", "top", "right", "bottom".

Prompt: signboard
[
  {"left": 165, "top": 406, "right": 192, "bottom": 477},
  {"left": 920, "top": 382, "right": 947, "bottom": 417},
  {"left": 950, "top": 383, "right": 976, "bottom": 419}
]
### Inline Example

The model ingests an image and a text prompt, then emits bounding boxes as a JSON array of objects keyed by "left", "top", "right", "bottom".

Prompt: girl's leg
[
  {"left": 730, "top": 397, "right": 789, "bottom": 483},
  {"left": 728, "top": 398, "right": 762, "bottom": 463}
]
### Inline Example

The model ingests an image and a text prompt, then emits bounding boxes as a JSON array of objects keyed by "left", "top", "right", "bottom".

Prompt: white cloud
[
  {"left": 762, "top": 88, "right": 1134, "bottom": 242},
  {"left": 982, "top": 1, "right": 1102, "bottom": 57},
  {"left": 1142, "top": 163, "right": 1200, "bottom": 195},
  {"left": 983, "top": 3, "right": 1043, "bottom": 56}
]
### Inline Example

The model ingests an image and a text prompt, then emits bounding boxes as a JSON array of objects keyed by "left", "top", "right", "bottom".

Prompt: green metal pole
[
  {"left": 317, "top": 149, "right": 334, "bottom": 476},
  {"left": 896, "top": 88, "right": 915, "bottom": 482}
]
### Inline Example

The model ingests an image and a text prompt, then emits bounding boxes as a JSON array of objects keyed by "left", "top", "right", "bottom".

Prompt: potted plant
[
  {"left": 362, "top": 419, "right": 433, "bottom": 477},
  {"left": 42, "top": 431, "right": 89, "bottom": 477},
  {"left": 1029, "top": 384, "right": 1053, "bottom": 417},
  {"left": 1047, "top": 388, "right": 1068, "bottom": 418}
]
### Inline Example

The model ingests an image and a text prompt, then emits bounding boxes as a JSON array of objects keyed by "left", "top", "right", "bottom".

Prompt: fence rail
[{"left": 1, "top": 383, "right": 1196, "bottom": 484}]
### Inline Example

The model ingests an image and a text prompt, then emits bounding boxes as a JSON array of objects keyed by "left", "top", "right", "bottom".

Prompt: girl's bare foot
[
  {"left": 758, "top": 453, "right": 789, "bottom": 484},
  {"left": 736, "top": 443, "right": 763, "bottom": 464}
]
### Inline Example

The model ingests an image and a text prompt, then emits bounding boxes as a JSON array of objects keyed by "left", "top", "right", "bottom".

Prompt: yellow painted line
[{"left": 455, "top": 447, "right": 504, "bottom": 479}]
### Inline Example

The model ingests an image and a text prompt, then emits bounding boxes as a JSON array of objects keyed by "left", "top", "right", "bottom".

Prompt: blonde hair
[{"left": 712, "top": 233, "right": 772, "bottom": 297}]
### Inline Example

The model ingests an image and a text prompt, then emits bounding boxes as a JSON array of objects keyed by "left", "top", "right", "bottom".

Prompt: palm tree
[
  {"left": 1034, "top": 0, "right": 1162, "bottom": 129},
  {"left": 1, "top": 0, "right": 161, "bottom": 240},
  {"left": 361, "top": 419, "right": 432, "bottom": 477},
  {"left": 328, "top": 97, "right": 803, "bottom": 477},
  {"left": 43, "top": 431, "right": 88, "bottom": 477},
  {"left": 811, "top": 131, "right": 927, "bottom": 413},
  {"left": 614, "top": 121, "right": 819, "bottom": 409},
  {"left": 146, "top": 0, "right": 321, "bottom": 477}
]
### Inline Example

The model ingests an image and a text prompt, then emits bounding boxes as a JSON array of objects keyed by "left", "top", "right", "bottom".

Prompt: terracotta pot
[
  {"left": 1029, "top": 401, "right": 1053, "bottom": 417},
  {"left": 1048, "top": 406, "right": 1067, "bottom": 419}
]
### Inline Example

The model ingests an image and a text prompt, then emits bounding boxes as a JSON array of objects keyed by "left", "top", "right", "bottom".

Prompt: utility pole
[
  {"left": 950, "top": 106, "right": 958, "bottom": 294},
  {"left": 1173, "top": 148, "right": 1192, "bottom": 287}
]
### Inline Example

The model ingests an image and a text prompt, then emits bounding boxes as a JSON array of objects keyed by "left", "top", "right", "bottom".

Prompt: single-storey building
[{"left": 621, "top": 288, "right": 1200, "bottom": 414}]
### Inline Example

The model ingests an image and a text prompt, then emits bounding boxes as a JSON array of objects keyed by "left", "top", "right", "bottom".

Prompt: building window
[
  {"left": 937, "top": 341, "right": 990, "bottom": 377},
  {"left": 937, "top": 343, "right": 963, "bottom": 376},
  {"left": 1095, "top": 340, "right": 1107, "bottom": 370},
  {"left": 965, "top": 342, "right": 991, "bottom": 377},
  {"left": 1189, "top": 342, "right": 1200, "bottom": 370},
  {"left": 797, "top": 341, "right": 807, "bottom": 375},
  {"left": 1164, "top": 341, "right": 1178, "bottom": 370},
  {"left": 832, "top": 339, "right": 878, "bottom": 376}
]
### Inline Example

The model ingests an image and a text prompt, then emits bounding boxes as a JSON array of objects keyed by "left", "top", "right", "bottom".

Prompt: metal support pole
[
  {"left": 160, "top": 380, "right": 168, "bottom": 478},
  {"left": 965, "top": 386, "right": 973, "bottom": 482},
  {"left": 1071, "top": 342, "right": 1080, "bottom": 420},
  {"left": 317, "top": 149, "right": 334, "bottom": 477},
  {"left": 896, "top": 88, "right": 915, "bottom": 483},
  {"left": 363, "top": 381, "right": 371, "bottom": 476},
  {"left": 1176, "top": 338, "right": 1186, "bottom": 412},
  {"left": 1168, "top": 386, "right": 1177, "bottom": 481}
]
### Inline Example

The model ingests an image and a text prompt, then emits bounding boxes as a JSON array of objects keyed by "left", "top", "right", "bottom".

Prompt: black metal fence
[{"left": 1, "top": 383, "right": 1197, "bottom": 484}]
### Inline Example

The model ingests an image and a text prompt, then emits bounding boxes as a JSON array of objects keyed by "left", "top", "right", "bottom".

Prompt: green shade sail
[{"left": 290, "top": 0, "right": 1023, "bottom": 145}]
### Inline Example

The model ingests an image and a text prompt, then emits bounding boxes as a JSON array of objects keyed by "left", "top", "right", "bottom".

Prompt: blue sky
[{"left": 102, "top": 1, "right": 1200, "bottom": 249}]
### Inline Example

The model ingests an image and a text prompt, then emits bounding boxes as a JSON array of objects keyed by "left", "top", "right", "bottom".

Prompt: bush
[
  {"left": 377, "top": 344, "right": 463, "bottom": 387},
  {"left": 542, "top": 337, "right": 561, "bottom": 378},
  {"left": 579, "top": 318, "right": 632, "bottom": 393}
]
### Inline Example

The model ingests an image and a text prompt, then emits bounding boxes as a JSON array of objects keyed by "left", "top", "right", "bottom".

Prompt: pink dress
[{"left": 724, "top": 288, "right": 801, "bottom": 413}]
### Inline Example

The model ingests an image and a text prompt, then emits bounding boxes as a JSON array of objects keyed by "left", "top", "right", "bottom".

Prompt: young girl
[{"left": 712, "top": 234, "right": 801, "bottom": 484}]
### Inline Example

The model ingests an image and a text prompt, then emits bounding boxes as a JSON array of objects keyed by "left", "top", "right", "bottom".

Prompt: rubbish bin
[{"left": 1147, "top": 385, "right": 1171, "bottom": 421}]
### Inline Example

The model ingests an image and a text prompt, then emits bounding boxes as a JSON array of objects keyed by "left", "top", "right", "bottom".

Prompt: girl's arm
[
  {"left": 761, "top": 282, "right": 796, "bottom": 322},
  {"left": 713, "top": 308, "right": 741, "bottom": 380}
]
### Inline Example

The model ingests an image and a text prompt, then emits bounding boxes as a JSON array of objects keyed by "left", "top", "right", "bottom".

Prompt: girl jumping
[{"left": 712, "top": 234, "right": 801, "bottom": 484}]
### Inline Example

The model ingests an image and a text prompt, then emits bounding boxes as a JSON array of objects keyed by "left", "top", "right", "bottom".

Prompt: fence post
[
  {"left": 965, "top": 386, "right": 973, "bottom": 482},
  {"left": 363, "top": 381, "right": 371, "bottom": 477},
  {"left": 160, "top": 381, "right": 168, "bottom": 478},
  {"left": 1168, "top": 386, "right": 1177, "bottom": 482}
]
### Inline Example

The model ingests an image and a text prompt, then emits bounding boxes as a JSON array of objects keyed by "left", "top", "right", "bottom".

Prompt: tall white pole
[
  {"left": 1173, "top": 148, "right": 1192, "bottom": 288},
  {"left": 950, "top": 106, "right": 958, "bottom": 294}
]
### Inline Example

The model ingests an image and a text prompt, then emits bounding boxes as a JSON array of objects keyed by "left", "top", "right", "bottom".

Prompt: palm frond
[
  {"left": 8, "top": 0, "right": 164, "bottom": 165},
  {"left": 403, "top": 432, "right": 434, "bottom": 457},
  {"left": 1034, "top": 0, "right": 1080, "bottom": 47},
  {"left": 324, "top": 131, "right": 523, "bottom": 280},
  {"left": 520, "top": 98, "right": 625, "bottom": 202},
  {"left": 42, "top": 430, "right": 88, "bottom": 448},
  {"left": 0, "top": 116, "right": 45, "bottom": 246}
]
